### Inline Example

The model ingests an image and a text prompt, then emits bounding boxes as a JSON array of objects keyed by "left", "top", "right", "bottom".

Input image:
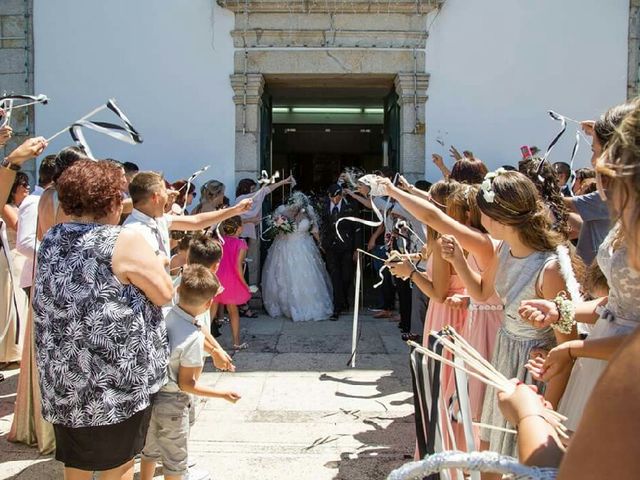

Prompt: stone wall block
[
  {"left": 0, "top": 72, "right": 28, "bottom": 94},
  {"left": 399, "top": 132, "right": 425, "bottom": 176},
  {"left": 234, "top": 103, "right": 261, "bottom": 132},
  {"left": 1, "top": 15, "right": 26, "bottom": 48},
  {"left": 235, "top": 132, "right": 260, "bottom": 171},
  {"left": 0, "top": 48, "right": 26, "bottom": 74},
  {"left": 244, "top": 12, "right": 330, "bottom": 30},
  {"left": 0, "top": 0, "right": 27, "bottom": 15},
  {"left": 332, "top": 13, "right": 427, "bottom": 31}
]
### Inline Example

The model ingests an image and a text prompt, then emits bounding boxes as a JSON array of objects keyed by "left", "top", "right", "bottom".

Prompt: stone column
[
  {"left": 230, "top": 73, "right": 265, "bottom": 291},
  {"left": 394, "top": 72, "right": 429, "bottom": 183},
  {"left": 0, "top": 0, "right": 36, "bottom": 182},
  {"left": 629, "top": 0, "right": 640, "bottom": 99},
  {"left": 230, "top": 72, "right": 265, "bottom": 181}
]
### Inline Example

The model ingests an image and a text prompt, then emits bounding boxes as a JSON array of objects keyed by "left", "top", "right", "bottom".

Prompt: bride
[{"left": 262, "top": 192, "right": 333, "bottom": 321}]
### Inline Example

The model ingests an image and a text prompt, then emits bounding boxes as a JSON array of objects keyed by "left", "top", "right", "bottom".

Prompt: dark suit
[{"left": 320, "top": 197, "right": 362, "bottom": 314}]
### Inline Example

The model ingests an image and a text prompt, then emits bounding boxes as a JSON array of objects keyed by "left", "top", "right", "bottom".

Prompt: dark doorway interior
[{"left": 271, "top": 123, "right": 383, "bottom": 197}]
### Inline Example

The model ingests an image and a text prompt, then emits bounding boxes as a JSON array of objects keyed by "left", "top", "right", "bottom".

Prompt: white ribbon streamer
[
  {"left": 349, "top": 250, "right": 362, "bottom": 368},
  {"left": 47, "top": 99, "right": 142, "bottom": 157},
  {"left": 0, "top": 94, "right": 48, "bottom": 128},
  {"left": 176, "top": 165, "right": 210, "bottom": 213},
  {"left": 258, "top": 170, "right": 280, "bottom": 185}
]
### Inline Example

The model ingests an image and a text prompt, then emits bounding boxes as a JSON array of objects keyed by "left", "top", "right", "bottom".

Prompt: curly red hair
[{"left": 57, "top": 159, "right": 125, "bottom": 219}]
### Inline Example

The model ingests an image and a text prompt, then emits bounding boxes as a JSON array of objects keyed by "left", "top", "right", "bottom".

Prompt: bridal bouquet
[{"left": 264, "top": 212, "right": 295, "bottom": 239}]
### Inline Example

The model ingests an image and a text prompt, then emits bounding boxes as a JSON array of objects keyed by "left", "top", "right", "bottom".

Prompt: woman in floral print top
[{"left": 32, "top": 159, "right": 173, "bottom": 476}]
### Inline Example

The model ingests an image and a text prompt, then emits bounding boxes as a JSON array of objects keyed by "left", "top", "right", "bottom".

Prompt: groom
[{"left": 321, "top": 183, "right": 362, "bottom": 320}]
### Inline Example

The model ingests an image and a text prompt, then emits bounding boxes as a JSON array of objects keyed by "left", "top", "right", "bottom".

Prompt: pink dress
[
  {"left": 422, "top": 257, "right": 467, "bottom": 340},
  {"left": 420, "top": 256, "right": 468, "bottom": 451},
  {"left": 464, "top": 248, "right": 503, "bottom": 421},
  {"left": 214, "top": 236, "right": 251, "bottom": 305}
]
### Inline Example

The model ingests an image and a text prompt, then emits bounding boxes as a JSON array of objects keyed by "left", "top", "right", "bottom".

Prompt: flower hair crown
[
  {"left": 480, "top": 168, "right": 508, "bottom": 203},
  {"left": 480, "top": 168, "right": 523, "bottom": 215}
]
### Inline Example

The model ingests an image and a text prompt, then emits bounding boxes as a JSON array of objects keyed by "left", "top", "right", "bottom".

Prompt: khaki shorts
[{"left": 141, "top": 391, "right": 192, "bottom": 476}]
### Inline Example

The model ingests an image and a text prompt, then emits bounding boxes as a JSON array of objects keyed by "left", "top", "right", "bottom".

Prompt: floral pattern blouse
[{"left": 33, "top": 223, "right": 168, "bottom": 428}]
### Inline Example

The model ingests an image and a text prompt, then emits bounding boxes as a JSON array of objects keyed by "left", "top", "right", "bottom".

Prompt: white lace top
[{"left": 596, "top": 226, "right": 640, "bottom": 323}]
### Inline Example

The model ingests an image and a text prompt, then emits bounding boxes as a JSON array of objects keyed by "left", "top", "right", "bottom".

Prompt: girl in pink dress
[
  {"left": 384, "top": 179, "right": 501, "bottom": 452},
  {"left": 212, "top": 216, "right": 251, "bottom": 349},
  {"left": 388, "top": 180, "right": 468, "bottom": 459}
]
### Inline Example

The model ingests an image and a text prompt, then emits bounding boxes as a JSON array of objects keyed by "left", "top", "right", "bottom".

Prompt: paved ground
[{"left": 0, "top": 312, "right": 415, "bottom": 480}]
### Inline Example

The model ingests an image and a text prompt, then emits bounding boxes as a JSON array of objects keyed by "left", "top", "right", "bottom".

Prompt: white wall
[
  {"left": 34, "top": 0, "right": 236, "bottom": 195},
  {"left": 423, "top": 0, "right": 629, "bottom": 181},
  {"left": 33, "top": 0, "right": 630, "bottom": 188}
]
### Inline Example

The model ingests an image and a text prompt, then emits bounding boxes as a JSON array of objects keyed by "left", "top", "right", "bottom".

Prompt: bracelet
[
  {"left": 409, "top": 269, "right": 418, "bottom": 282},
  {"left": 551, "top": 292, "right": 576, "bottom": 334},
  {"left": 515, "top": 413, "right": 549, "bottom": 431},
  {"left": 1, "top": 158, "right": 20, "bottom": 171}
]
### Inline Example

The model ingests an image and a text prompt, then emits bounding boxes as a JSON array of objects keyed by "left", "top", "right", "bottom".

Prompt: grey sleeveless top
[{"left": 494, "top": 242, "right": 557, "bottom": 339}]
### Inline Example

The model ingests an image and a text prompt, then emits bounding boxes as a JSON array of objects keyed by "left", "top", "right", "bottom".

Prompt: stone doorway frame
[
  {"left": 231, "top": 70, "right": 429, "bottom": 184},
  {"left": 221, "top": 0, "right": 438, "bottom": 186},
  {"left": 220, "top": 0, "right": 438, "bottom": 288}
]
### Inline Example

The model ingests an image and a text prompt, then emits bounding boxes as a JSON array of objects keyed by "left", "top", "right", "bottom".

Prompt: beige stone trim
[
  {"left": 218, "top": 0, "right": 442, "bottom": 15},
  {"left": 235, "top": 49, "right": 425, "bottom": 75},
  {"left": 231, "top": 29, "right": 427, "bottom": 49}
]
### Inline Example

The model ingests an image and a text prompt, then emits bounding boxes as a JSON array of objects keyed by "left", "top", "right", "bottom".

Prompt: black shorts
[{"left": 53, "top": 402, "right": 154, "bottom": 471}]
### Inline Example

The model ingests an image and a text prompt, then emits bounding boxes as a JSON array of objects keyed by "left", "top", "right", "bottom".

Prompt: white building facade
[{"left": 0, "top": 0, "right": 633, "bottom": 189}]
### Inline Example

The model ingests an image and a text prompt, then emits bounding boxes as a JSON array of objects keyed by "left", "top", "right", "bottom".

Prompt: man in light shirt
[
  {"left": 16, "top": 155, "right": 56, "bottom": 297},
  {"left": 123, "top": 172, "right": 252, "bottom": 262}
]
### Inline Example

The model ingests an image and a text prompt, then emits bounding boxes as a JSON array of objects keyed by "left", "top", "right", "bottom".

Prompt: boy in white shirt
[{"left": 140, "top": 265, "right": 241, "bottom": 480}]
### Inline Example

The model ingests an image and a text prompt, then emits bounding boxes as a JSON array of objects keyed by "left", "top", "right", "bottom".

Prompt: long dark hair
[{"left": 518, "top": 157, "right": 570, "bottom": 239}]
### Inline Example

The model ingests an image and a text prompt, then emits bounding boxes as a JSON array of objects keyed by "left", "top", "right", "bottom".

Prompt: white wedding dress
[{"left": 262, "top": 215, "right": 333, "bottom": 321}]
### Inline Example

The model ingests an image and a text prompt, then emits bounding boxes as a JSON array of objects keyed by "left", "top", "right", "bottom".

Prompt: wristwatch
[{"left": 1, "top": 157, "right": 20, "bottom": 171}]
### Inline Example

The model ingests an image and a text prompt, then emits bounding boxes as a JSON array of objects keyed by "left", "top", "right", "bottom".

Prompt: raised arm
[
  {"left": 267, "top": 175, "right": 294, "bottom": 193},
  {"left": 432, "top": 153, "right": 451, "bottom": 179},
  {"left": 440, "top": 234, "right": 499, "bottom": 301},
  {"left": 170, "top": 198, "right": 253, "bottom": 231},
  {"left": 383, "top": 179, "right": 495, "bottom": 263},
  {"left": 112, "top": 228, "right": 174, "bottom": 306},
  {"left": 1, "top": 136, "right": 48, "bottom": 210}
]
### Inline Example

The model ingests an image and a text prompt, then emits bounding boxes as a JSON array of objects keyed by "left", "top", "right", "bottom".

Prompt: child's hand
[
  {"left": 211, "top": 347, "right": 235, "bottom": 372},
  {"left": 222, "top": 391, "right": 241, "bottom": 403}
]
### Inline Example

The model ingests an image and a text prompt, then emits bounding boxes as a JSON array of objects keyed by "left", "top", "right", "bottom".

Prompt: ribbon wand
[
  {"left": 289, "top": 169, "right": 293, "bottom": 196},
  {"left": 180, "top": 165, "right": 210, "bottom": 212},
  {"left": 46, "top": 103, "right": 109, "bottom": 142},
  {"left": 281, "top": 169, "right": 285, "bottom": 203}
]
